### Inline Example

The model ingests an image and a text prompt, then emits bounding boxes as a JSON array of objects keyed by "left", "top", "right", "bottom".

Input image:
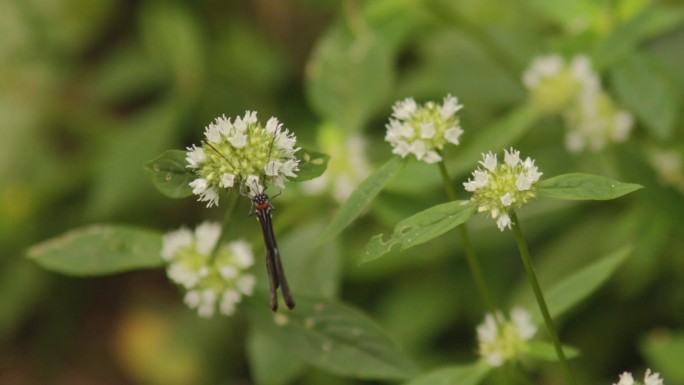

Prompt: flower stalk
[{"left": 510, "top": 211, "right": 576, "bottom": 385}]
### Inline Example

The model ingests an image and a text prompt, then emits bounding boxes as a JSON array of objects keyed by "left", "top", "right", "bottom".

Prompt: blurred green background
[{"left": 2, "top": 0, "right": 684, "bottom": 384}]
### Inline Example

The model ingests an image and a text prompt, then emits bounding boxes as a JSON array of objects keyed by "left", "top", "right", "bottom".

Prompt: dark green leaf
[
  {"left": 527, "top": 341, "right": 580, "bottom": 362},
  {"left": 293, "top": 148, "right": 330, "bottom": 182},
  {"left": 537, "top": 173, "right": 643, "bottom": 201},
  {"left": 359, "top": 201, "right": 477, "bottom": 264},
  {"left": 319, "top": 157, "right": 406, "bottom": 244},
  {"left": 244, "top": 294, "right": 419, "bottom": 380},
  {"left": 532, "top": 246, "right": 631, "bottom": 321},
  {"left": 144, "top": 150, "right": 194, "bottom": 199},
  {"left": 27, "top": 224, "right": 163, "bottom": 276},
  {"left": 403, "top": 362, "right": 490, "bottom": 385}
]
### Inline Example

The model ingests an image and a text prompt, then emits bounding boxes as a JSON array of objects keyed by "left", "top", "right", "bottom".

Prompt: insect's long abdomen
[{"left": 253, "top": 193, "right": 295, "bottom": 311}]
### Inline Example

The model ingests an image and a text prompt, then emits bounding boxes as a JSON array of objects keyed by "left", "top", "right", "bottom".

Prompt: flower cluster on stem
[
  {"left": 161, "top": 222, "right": 256, "bottom": 318},
  {"left": 186, "top": 111, "right": 300, "bottom": 207},
  {"left": 523, "top": 54, "right": 633, "bottom": 152},
  {"left": 464, "top": 148, "right": 543, "bottom": 231},
  {"left": 385, "top": 95, "right": 464, "bottom": 164},
  {"left": 476, "top": 307, "right": 537, "bottom": 367}
]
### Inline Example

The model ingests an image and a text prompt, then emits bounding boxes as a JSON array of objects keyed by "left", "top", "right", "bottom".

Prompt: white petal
[
  {"left": 392, "top": 141, "right": 411, "bottom": 157},
  {"left": 510, "top": 307, "right": 537, "bottom": 339},
  {"left": 186, "top": 145, "right": 206, "bottom": 169},
  {"left": 265, "top": 160, "right": 281, "bottom": 177},
  {"left": 245, "top": 175, "right": 262, "bottom": 196},
  {"left": 194, "top": 221, "right": 221, "bottom": 255},
  {"left": 444, "top": 126, "right": 464, "bottom": 145},
  {"left": 228, "top": 132, "right": 247, "bottom": 148},
  {"left": 281, "top": 159, "right": 299, "bottom": 178},
  {"left": 476, "top": 313, "right": 498, "bottom": 342},
  {"left": 644, "top": 369, "right": 663, "bottom": 385},
  {"left": 496, "top": 213, "right": 512, "bottom": 231},
  {"left": 409, "top": 140, "right": 427, "bottom": 159},
  {"left": 500, "top": 193, "right": 513, "bottom": 207},
  {"left": 221, "top": 173, "right": 236, "bottom": 188},
  {"left": 190, "top": 178, "right": 209, "bottom": 195},
  {"left": 614, "top": 372, "right": 634, "bottom": 385},
  {"left": 184, "top": 290, "right": 201, "bottom": 308},
  {"left": 480, "top": 152, "right": 498, "bottom": 171},
  {"left": 504, "top": 148, "right": 521, "bottom": 167},
  {"left": 266, "top": 116, "right": 281, "bottom": 134},
  {"left": 420, "top": 123, "right": 435, "bottom": 139},
  {"left": 161, "top": 227, "right": 193, "bottom": 261},
  {"left": 237, "top": 275, "right": 256, "bottom": 295},
  {"left": 219, "top": 266, "right": 238, "bottom": 280},
  {"left": 392, "top": 98, "right": 417, "bottom": 120},
  {"left": 440, "top": 94, "right": 463, "bottom": 119},
  {"left": 229, "top": 240, "right": 254, "bottom": 268},
  {"left": 422, "top": 150, "right": 442, "bottom": 164}
]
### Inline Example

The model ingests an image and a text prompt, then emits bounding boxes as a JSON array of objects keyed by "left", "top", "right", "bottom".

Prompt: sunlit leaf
[
  {"left": 403, "top": 362, "right": 490, "bottom": 385},
  {"left": 319, "top": 157, "right": 406, "bottom": 244},
  {"left": 537, "top": 173, "right": 643, "bottom": 201},
  {"left": 27, "top": 225, "right": 163, "bottom": 276},
  {"left": 144, "top": 150, "right": 194, "bottom": 199},
  {"left": 244, "top": 294, "right": 419, "bottom": 380},
  {"left": 359, "top": 201, "right": 477, "bottom": 264}
]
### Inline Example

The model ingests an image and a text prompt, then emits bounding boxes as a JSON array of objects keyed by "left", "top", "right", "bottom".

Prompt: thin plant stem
[
  {"left": 510, "top": 211, "right": 576, "bottom": 385},
  {"left": 211, "top": 192, "right": 241, "bottom": 260},
  {"left": 437, "top": 159, "right": 499, "bottom": 317}
]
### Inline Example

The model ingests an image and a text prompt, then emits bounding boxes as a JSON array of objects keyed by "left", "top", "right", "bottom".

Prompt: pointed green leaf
[
  {"left": 527, "top": 341, "right": 580, "bottom": 362},
  {"left": 247, "top": 329, "right": 305, "bottom": 385},
  {"left": 403, "top": 362, "right": 490, "bottom": 385},
  {"left": 319, "top": 157, "right": 406, "bottom": 243},
  {"left": 359, "top": 201, "right": 477, "bottom": 264},
  {"left": 244, "top": 294, "right": 419, "bottom": 381},
  {"left": 144, "top": 150, "right": 194, "bottom": 198},
  {"left": 537, "top": 173, "right": 643, "bottom": 201},
  {"left": 531, "top": 246, "right": 631, "bottom": 322},
  {"left": 27, "top": 225, "right": 163, "bottom": 276},
  {"left": 293, "top": 148, "right": 330, "bottom": 182}
]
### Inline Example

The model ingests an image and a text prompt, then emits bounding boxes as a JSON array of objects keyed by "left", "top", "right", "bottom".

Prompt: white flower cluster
[
  {"left": 464, "top": 148, "right": 543, "bottom": 231},
  {"left": 186, "top": 111, "right": 299, "bottom": 207},
  {"left": 523, "top": 54, "right": 633, "bottom": 152},
  {"left": 161, "top": 222, "right": 256, "bottom": 318},
  {"left": 476, "top": 307, "right": 537, "bottom": 367},
  {"left": 613, "top": 369, "right": 664, "bottom": 385},
  {"left": 385, "top": 95, "right": 464, "bottom": 164}
]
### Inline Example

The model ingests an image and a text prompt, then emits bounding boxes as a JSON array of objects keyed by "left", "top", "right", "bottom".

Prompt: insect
[{"left": 251, "top": 190, "right": 296, "bottom": 311}]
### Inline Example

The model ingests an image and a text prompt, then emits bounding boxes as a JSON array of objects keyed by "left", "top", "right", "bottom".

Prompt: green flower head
[
  {"left": 464, "top": 148, "right": 542, "bottom": 231},
  {"left": 476, "top": 307, "right": 537, "bottom": 367},
  {"left": 186, "top": 111, "right": 299, "bottom": 207}
]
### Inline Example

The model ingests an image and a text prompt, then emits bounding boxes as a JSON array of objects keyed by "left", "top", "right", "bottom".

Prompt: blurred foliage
[{"left": 2, "top": 0, "right": 684, "bottom": 384}]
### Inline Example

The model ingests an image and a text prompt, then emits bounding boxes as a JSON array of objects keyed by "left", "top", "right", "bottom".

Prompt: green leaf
[
  {"left": 293, "top": 148, "right": 330, "bottom": 182},
  {"left": 319, "top": 157, "right": 406, "bottom": 243},
  {"left": 247, "top": 329, "right": 305, "bottom": 385},
  {"left": 527, "top": 341, "right": 580, "bottom": 362},
  {"left": 641, "top": 330, "right": 684, "bottom": 383},
  {"left": 27, "top": 225, "right": 164, "bottom": 276},
  {"left": 537, "top": 173, "right": 643, "bottom": 201},
  {"left": 535, "top": 246, "right": 631, "bottom": 321},
  {"left": 244, "top": 294, "right": 419, "bottom": 381},
  {"left": 305, "top": 20, "right": 394, "bottom": 132},
  {"left": 359, "top": 201, "right": 477, "bottom": 264},
  {"left": 611, "top": 53, "right": 679, "bottom": 140},
  {"left": 403, "top": 362, "right": 490, "bottom": 385},
  {"left": 144, "top": 150, "right": 194, "bottom": 199}
]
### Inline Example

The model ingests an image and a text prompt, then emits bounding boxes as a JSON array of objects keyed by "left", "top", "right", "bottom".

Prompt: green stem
[
  {"left": 437, "top": 159, "right": 499, "bottom": 317},
  {"left": 211, "top": 192, "right": 241, "bottom": 261},
  {"left": 510, "top": 211, "right": 576, "bottom": 385}
]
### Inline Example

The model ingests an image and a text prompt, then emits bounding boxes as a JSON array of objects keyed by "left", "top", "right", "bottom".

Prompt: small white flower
[
  {"left": 385, "top": 95, "right": 465, "bottom": 164},
  {"left": 194, "top": 221, "right": 221, "bottom": 255},
  {"left": 237, "top": 275, "right": 256, "bottom": 295},
  {"left": 265, "top": 160, "right": 281, "bottom": 177},
  {"left": 227, "top": 131, "right": 247, "bottom": 148},
  {"left": 465, "top": 148, "right": 542, "bottom": 231},
  {"left": 160, "top": 227, "right": 193, "bottom": 261}
]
